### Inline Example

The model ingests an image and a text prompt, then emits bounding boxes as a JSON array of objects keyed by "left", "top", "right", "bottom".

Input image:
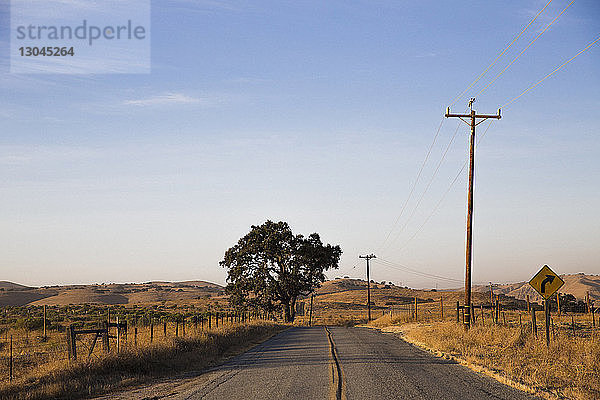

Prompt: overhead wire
[
  {"left": 501, "top": 35, "right": 600, "bottom": 109},
  {"left": 374, "top": 257, "right": 463, "bottom": 283},
  {"left": 378, "top": 117, "right": 445, "bottom": 252},
  {"left": 395, "top": 121, "right": 495, "bottom": 253},
  {"left": 382, "top": 120, "right": 463, "bottom": 251},
  {"left": 448, "top": 0, "right": 556, "bottom": 107},
  {"left": 378, "top": 0, "right": 557, "bottom": 253},
  {"left": 474, "top": 0, "right": 576, "bottom": 99},
  {"left": 383, "top": 0, "right": 573, "bottom": 255}
]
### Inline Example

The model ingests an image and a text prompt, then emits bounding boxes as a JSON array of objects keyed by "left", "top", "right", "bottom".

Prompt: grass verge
[
  {"left": 0, "top": 321, "right": 287, "bottom": 400},
  {"left": 370, "top": 317, "right": 599, "bottom": 400}
]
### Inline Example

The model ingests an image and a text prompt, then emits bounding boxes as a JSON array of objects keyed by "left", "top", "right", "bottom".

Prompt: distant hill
[
  {"left": 0, "top": 281, "right": 31, "bottom": 290},
  {"left": 0, "top": 280, "right": 225, "bottom": 307},
  {"left": 473, "top": 273, "right": 599, "bottom": 303}
]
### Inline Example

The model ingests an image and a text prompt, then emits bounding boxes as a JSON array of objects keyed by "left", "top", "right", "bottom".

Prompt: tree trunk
[{"left": 282, "top": 302, "right": 296, "bottom": 323}]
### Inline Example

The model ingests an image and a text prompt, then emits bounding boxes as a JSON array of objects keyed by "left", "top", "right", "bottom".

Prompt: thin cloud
[{"left": 124, "top": 92, "right": 202, "bottom": 106}]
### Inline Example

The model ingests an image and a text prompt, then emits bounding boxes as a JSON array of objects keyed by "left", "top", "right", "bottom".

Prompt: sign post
[{"left": 529, "top": 265, "right": 564, "bottom": 346}]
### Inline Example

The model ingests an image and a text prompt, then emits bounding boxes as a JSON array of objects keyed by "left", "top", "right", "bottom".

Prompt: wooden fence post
[
  {"left": 571, "top": 315, "right": 575, "bottom": 335},
  {"left": 526, "top": 295, "right": 530, "bottom": 313},
  {"left": 216, "top": 312, "right": 219, "bottom": 328},
  {"left": 182, "top": 318, "right": 186, "bottom": 336},
  {"left": 163, "top": 321, "right": 167, "bottom": 336},
  {"left": 103, "top": 321, "right": 109, "bottom": 352},
  {"left": 519, "top": 313, "right": 522, "bottom": 332},
  {"left": 456, "top": 302, "right": 460, "bottom": 323},
  {"left": 414, "top": 297, "right": 418, "bottom": 321},
  {"left": 440, "top": 297, "right": 444, "bottom": 320},
  {"left": 495, "top": 295, "right": 500, "bottom": 324},
  {"left": 43, "top": 305, "right": 47, "bottom": 341},
  {"left": 586, "top": 292, "right": 590, "bottom": 314},
  {"left": 134, "top": 327, "right": 138, "bottom": 347},
  {"left": 175, "top": 320, "right": 179, "bottom": 337},
  {"left": 208, "top": 312, "right": 212, "bottom": 329},
  {"left": 557, "top": 293, "right": 561, "bottom": 317},
  {"left": 67, "top": 324, "right": 77, "bottom": 360},
  {"left": 116, "top": 318, "right": 120, "bottom": 353},
  {"left": 150, "top": 323, "right": 154, "bottom": 343},
  {"left": 9, "top": 335, "right": 13, "bottom": 382},
  {"left": 531, "top": 308, "right": 537, "bottom": 337}
]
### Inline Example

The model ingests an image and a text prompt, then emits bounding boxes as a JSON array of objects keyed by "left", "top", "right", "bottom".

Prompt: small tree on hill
[{"left": 220, "top": 220, "right": 342, "bottom": 322}]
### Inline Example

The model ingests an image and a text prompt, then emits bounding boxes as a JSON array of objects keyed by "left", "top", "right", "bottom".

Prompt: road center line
[{"left": 325, "top": 327, "right": 347, "bottom": 400}]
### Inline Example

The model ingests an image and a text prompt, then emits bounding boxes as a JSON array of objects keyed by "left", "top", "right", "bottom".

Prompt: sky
[{"left": 0, "top": 0, "right": 599, "bottom": 289}]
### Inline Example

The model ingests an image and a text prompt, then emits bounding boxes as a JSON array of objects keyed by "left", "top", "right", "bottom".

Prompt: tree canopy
[{"left": 220, "top": 220, "right": 342, "bottom": 322}]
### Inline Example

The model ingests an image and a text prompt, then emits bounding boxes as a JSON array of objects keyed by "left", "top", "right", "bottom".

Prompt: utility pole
[
  {"left": 359, "top": 254, "right": 376, "bottom": 321},
  {"left": 445, "top": 98, "right": 501, "bottom": 329}
]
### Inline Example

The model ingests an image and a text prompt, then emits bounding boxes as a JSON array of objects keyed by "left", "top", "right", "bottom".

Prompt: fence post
[
  {"left": 414, "top": 297, "right": 418, "bottom": 321},
  {"left": 456, "top": 302, "right": 460, "bottom": 323},
  {"left": 163, "top": 321, "right": 167, "bottom": 336},
  {"left": 175, "top": 320, "right": 179, "bottom": 337},
  {"left": 43, "top": 305, "right": 47, "bottom": 341},
  {"left": 440, "top": 297, "right": 444, "bottom": 320},
  {"left": 531, "top": 308, "right": 537, "bottom": 337},
  {"left": 9, "top": 335, "right": 13, "bottom": 382},
  {"left": 67, "top": 324, "right": 77, "bottom": 360},
  {"left": 208, "top": 312, "right": 212, "bottom": 329},
  {"left": 116, "top": 317, "right": 120, "bottom": 353},
  {"left": 150, "top": 323, "right": 154, "bottom": 343},
  {"left": 134, "top": 327, "right": 138, "bottom": 347},
  {"left": 216, "top": 312, "right": 219, "bottom": 328},
  {"left": 526, "top": 294, "right": 530, "bottom": 313},
  {"left": 182, "top": 318, "right": 186, "bottom": 336},
  {"left": 103, "top": 321, "right": 109, "bottom": 352},
  {"left": 495, "top": 295, "right": 500, "bottom": 324},
  {"left": 571, "top": 315, "right": 575, "bottom": 335}
]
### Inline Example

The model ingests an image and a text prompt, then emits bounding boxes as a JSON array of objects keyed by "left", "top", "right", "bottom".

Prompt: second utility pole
[
  {"left": 359, "top": 254, "right": 376, "bottom": 321},
  {"left": 445, "top": 98, "right": 501, "bottom": 330}
]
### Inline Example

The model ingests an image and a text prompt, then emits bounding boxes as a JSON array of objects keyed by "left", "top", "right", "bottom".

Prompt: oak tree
[{"left": 220, "top": 220, "right": 342, "bottom": 322}]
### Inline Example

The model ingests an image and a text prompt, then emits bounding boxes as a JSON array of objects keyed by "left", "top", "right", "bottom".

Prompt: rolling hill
[
  {"left": 0, "top": 280, "right": 225, "bottom": 307},
  {"left": 473, "top": 273, "right": 600, "bottom": 303}
]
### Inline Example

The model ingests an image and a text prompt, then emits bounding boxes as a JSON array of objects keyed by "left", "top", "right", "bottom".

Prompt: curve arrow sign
[{"left": 540, "top": 275, "right": 555, "bottom": 293}]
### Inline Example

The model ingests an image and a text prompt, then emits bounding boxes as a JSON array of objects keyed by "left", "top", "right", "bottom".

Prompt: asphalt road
[{"left": 100, "top": 326, "right": 541, "bottom": 400}]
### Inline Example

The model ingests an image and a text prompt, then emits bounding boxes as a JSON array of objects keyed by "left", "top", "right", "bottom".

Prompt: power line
[
  {"left": 449, "top": 0, "right": 556, "bottom": 107},
  {"left": 502, "top": 35, "right": 600, "bottom": 109},
  {"left": 378, "top": 117, "right": 445, "bottom": 252},
  {"left": 383, "top": 120, "right": 462, "bottom": 251},
  {"left": 395, "top": 121, "right": 495, "bottom": 252},
  {"left": 379, "top": 1, "right": 557, "bottom": 252},
  {"left": 374, "top": 257, "right": 463, "bottom": 283},
  {"left": 474, "top": 0, "right": 576, "bottom": 99}
]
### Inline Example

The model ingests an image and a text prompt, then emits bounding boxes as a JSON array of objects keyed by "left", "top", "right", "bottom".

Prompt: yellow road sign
[{"left": 529, "top": 265, "right": 564, "bottom": 300}]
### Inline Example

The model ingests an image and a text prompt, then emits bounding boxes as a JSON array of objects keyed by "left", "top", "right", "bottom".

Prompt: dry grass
[
  {"left": 0, "top": 321, "right": 287, "bottom": 400},
  {"left": 382, "top": 319, "right": 600, "bottom": 400}
]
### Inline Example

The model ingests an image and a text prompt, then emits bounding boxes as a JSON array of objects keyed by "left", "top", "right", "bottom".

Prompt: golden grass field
[
  {"left": 0, "top": 319, "right": 287, "bottom": 400},
  {"left": 0, "top": 277, "right": 597, "bottom": 399},
  {"left": 368, "top": 311, "right": 599, "bottom": 400}
]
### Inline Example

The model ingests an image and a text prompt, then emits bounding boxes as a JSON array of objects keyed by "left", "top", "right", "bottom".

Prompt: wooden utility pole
[
  {"left": 445, "top": 98, "right": 501, "bottom": 329},
  {"left": 359, "top": 254, "right": 376, "bottom": 321},
  {"left": 309, "top": 293, "right": 314, "bottom": 327}
]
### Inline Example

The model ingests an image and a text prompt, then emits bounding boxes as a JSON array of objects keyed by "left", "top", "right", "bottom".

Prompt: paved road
[{"left": 101, "top": 326, "right": 540, "bottom": 400}]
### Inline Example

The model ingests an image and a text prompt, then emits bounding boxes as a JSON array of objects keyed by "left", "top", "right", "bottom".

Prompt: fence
[{"left": 0, "top": 307, "right": 273, "bottom": 383}]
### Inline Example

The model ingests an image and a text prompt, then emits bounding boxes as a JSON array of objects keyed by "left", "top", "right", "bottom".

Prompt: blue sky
[{"left": 0, "top": 0, "right": 599, "bottom": 288}]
